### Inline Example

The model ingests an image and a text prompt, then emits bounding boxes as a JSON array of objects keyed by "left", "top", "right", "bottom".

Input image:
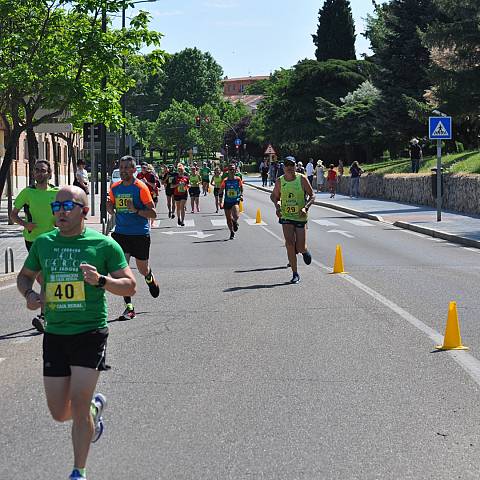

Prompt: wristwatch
[{"left": 95, "top": 275, "right": 107, "bottom": 289}]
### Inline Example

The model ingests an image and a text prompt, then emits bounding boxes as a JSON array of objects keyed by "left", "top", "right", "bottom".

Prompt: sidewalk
[
  {"left": 245, "top": 176, "right": 480, "bottom": 249},
  {"left": 0, "top": 194, "right": 104, "bottom": 282}
]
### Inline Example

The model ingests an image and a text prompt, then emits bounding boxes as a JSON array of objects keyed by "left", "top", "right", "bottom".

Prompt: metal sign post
[
  {"left": 429, "top": 116, "right": 452, "bottom": 222},
  {"left": 90, "top": 123, "right": 95, "bottom": 216}
]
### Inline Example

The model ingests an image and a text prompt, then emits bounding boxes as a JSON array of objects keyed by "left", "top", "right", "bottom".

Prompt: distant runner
[
  {"left": 219, "top": 163, "right": 243, "bottom": 240},
  {"left": 172, "top": 163, "right": 189, "bottom": 227},
  {"left": 189, "top": 166, "right": 201, "bottom": 213},
  {"left": 210, "top": 167, "right": 223, "bottom": 213},
  {"left": 200, "top": 162, "right": 211, "bottom": 196}
]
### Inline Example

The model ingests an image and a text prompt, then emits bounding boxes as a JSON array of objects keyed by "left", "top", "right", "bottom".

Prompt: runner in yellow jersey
[
  {"left": 270, "top": 156, "right": 314, "bottom": 284},
  {"left": 189, "top": 167, "right": 201, "bottom": 213}
]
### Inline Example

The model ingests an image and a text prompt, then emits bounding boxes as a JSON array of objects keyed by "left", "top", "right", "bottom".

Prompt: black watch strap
[{"left": 96, "top": 275, "right": 107, "bottom": 288}]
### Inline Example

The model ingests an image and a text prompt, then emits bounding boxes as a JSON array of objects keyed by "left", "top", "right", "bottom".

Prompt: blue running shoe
[
  {"left": 91, "top": 393, "right": 106, "bottom": 443},
  {"left": 290, "top": 272, "right": 300, "bottom": 284},
  {"left": 69, "top": 469, "right": 86, "bottom": 480}
]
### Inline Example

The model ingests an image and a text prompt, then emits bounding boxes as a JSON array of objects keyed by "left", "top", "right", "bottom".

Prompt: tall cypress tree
[{"left": 312, "top": 0, "right": 356, "bottom": 61}]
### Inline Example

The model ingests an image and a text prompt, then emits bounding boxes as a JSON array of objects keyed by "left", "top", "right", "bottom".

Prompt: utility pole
[{"left": 100, "top": 3, "right": 107, "bottom": 223}]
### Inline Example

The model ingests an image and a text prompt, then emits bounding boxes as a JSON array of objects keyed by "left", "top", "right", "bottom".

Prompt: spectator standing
[
  {"left": 337, "top": 159, "right": 344, "bottom": 178},
  {"left": 349, "top": 161, "right": 363, "bottom": 197},
  {"left": 296, "top": 161, "right": 305, "bottom": 175},
  {"left": 327, "top": 164, "right": 337, "bottom": 198},
  {"left": 305, "top": 158, "right": 315, "bottom": 187},
  {"left": 260, "top": 159, "right": 269, "bottom": 187},
  {"left": 410, "top": 138, "right": 422, "bottom": 173},
  {"left": 269, "top": 161, "right": 277, "bottom": 186},
  {"left": 315, "top": 160, "right": 325, "bottom": 193},
  {"left": 74, "top": 159, "right": 89, "bottom": 195},
  {"left": 277, "top": 162, "right": 285, "bottom": 177}
]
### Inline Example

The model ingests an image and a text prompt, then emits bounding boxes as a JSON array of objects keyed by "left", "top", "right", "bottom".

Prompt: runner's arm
[
  {"left": 80, "top": 264, "right": 136, "bottom": 296},
  {"left": 301, "top": 176, "right": 315, "bottom": 210},
  {"left": 17, "top": 266, "right": 42, "bottom": 310},
  {"left": 270, "top": 179, "right": 282, "bottom": 217},
  {"left": 11, "top": 207, "right": 37, "bottom": 231}
]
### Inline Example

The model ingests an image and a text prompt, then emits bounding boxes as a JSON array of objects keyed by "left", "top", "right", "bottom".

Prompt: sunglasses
[{"left": 51, "top": 200, "right": 85, "bottom": 213}]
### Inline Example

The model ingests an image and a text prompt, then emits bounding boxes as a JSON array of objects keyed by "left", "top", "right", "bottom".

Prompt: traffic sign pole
[{"left": 436, "top": 139, "right": 441, "bottom": 222}]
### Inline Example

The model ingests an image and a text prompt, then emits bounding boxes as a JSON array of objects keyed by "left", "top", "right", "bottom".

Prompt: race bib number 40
[{"left": 46, "top": 277, "right": 86, "bottom": 311}]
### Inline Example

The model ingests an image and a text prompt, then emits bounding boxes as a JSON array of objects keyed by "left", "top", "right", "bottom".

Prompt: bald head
[{"left": 56, "top": 185, "right": 88, "bottom": 206}]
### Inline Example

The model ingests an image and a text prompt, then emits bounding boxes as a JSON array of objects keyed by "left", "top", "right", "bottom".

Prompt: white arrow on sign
[
  {"left": 327, "top": 229, "right": 354, "bottom": 238},
  {"left": 161, "top": 230, "right": 213, "bottom": 239}
]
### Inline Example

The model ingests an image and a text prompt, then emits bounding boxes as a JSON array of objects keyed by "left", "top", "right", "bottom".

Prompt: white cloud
[{"left": 150, "top": 9, "right": 184, "bottom": 17}]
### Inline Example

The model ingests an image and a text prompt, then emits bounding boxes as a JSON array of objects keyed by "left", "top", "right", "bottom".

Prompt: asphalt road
[{"left": 2, "top": 185, "right": 480, "bottom": 479}]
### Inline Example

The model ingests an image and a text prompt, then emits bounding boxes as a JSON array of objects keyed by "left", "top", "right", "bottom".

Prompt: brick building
[{"left": 222, "top": 75, "right": 269, "bottom": 96}]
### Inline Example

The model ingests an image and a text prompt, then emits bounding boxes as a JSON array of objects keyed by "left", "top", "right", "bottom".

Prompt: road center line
[{"left": 258, "top": 222, "right": 480, "bottom": 388}]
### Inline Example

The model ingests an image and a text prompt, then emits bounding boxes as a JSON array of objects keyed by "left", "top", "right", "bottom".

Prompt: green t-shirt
[
  {"left": 200, "top": 167, "right": 211, "bottom": 180},
  {"left": 212, "top": 175, "right": 223, "bottom": 188},
  {"left": 280, "top": 174, "right": 306, "bottom": 222},
  {"left": 24, "top": 227, "right": 128, "bottom": 335},
  {"left": 14, "top": 185, "right": 59, "bottom": 241},
  {"left": 190, "top": 174, "right": 201, "bottom": 187}
]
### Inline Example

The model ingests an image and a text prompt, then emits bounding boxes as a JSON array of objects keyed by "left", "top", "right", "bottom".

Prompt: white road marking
[
  {"left": 11, "top": 338, "right": 32, "bottom": 345},
  {"left": 463, "top": 247, "right": 480, "bottom": 253},
  {"left": 259, "top": 222, "right": 480, "bottom": 389},
  {"left": 312, "top": 219, "right": 339, "bottom": 227},
  {"left": 327, "top": 229, "right": 355, "bottom": 238},
  {"left": 344, "top": 219, "right": 375, "bottom": 227},
  {"left": 0, "top": 283, "right": 16, "bottom": 291},
  {"left": 244, "top": 219, "right": 267, "bottom": 226},
  {"left": 183, "top": 219, "right": 195, "bottom": 228},
  {"left": 211, "top": 219, "right": 227, "bottom": 227},
  {"left": 402, "top": 230, "right": 425, "bottom": 238}
]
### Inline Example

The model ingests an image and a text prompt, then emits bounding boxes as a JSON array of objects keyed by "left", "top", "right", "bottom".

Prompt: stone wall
[{"left": 336, "top": 173, "right": 480, "bottom": 215}]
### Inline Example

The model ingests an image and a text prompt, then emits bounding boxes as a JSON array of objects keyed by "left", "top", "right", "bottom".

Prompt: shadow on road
[
  {"left": 234, "top": 266, "right": 289, "bottom": 273},
  {"left": 224, "top": 282, "right": 291, "bottom": 292},
  {"left": 193, "top": 239, "right": 230, "bottom": 244},
  {"left": 0, "top": 327, "right": 41, "bottom": 341}
]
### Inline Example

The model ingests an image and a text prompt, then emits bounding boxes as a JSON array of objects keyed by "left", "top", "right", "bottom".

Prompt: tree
[
  {"left": 364, "top": 0, "right": 438, "bottom": 152},
  {"left": 160, "top": 48, "right": 224, "bottom": 109},
  {"left": 0, "top": 0, "right": 162, "bottom": 196},
  {"left": 312, "top": 0, "right": 356, "bottom": 61}
]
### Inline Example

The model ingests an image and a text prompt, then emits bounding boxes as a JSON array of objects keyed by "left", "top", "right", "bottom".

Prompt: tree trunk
[
  {"left": 26, "top": 127, "right": 39, "bottom": 185},
  {"left": 51, "top": 133, "right": 59, "bottom": 186},
  {"left": 0, "top": 128, "right": 22, "bottom": 199}
]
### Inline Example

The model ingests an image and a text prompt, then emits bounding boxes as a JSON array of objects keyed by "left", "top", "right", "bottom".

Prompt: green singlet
[
  {"left": 200, "top": 167, "right": 211, "bottom": 181},
  {"left": 190, "top": 174, "right": 201, "bottom": 187},
  {"left": 212, "top": 176, "right": 223, "bottom": 188},
  {"left": 280, "top": 174, "right": 306, "bottom": 222},
  {"left": 24, "top": 228, "right": 128, "bottom": 335},
  {"left": 14, "top": 185, "right": 59, "bottom": 242}
]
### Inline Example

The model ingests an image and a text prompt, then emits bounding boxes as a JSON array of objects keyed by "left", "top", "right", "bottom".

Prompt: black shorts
[
  {"left": 189, "top": 187, "right": 200, "bottom": 197},
  {"left": 223, "top": 201, "right": 239, "bottom": 210},
  {"left": 111, "top": 232, "right": 150, "bottom": 260},
  {"left": 25, "top": 240, "right": 33, "bottom": 251},
  {"left": 213, "top": 188, "right": 220, "bottom": 197},
  {"left": 165, "top": 188, "right": 173, "bottom": 197},
  {"left": 174, "top": 194, "right": 188, "bottom": 202},
  {"left": 43, "top": 328, "right": 109, "bottom": 377},
  {"left": 279, "top": 218, "right": 307, "bottom": 228}
]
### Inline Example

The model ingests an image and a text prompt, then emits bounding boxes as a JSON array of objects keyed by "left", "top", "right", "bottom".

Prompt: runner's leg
[{"left": 282, "top": 224, "right": 298, "bottom": 274}]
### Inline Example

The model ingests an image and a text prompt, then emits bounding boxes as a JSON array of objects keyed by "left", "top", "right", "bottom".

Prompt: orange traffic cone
[
  {"left": 330, "top": 244, "right": 347, "bottom": 274},
  {"left": 435, "top": 301, "right": 469, "bottom": 350}
]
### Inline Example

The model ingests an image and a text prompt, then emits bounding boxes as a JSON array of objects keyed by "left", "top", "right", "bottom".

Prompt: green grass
[{"left": 363, "top": 150, "right": 480, "bottom": 174}]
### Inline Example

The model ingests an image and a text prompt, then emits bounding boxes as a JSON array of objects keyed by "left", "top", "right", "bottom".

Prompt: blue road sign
[
  {"left": 234, "top": 138, "right": 242, "bottom": 146},
  {"left": 429, "top": 117, "right": 452, "bottom": 140}
]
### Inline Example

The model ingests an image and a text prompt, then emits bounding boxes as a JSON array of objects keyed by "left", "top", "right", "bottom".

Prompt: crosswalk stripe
[
  {"left": 344, "top": 219, "right": 375, "bottom": 227},
  {"left": 183, "top": 219, "right": 195, "bottom": 227},
  {"left": 211, "top": 219, "right": 227, "bottom": 226},
  {"left": 312, "top": 219, "right": 338, "bottom": 226}
]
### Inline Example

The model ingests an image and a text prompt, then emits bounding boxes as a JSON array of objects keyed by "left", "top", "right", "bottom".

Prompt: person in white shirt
[
  {"left": 305, "top": 158, "right": 315, "bottom": 186},
  {"left": 74, "top": 159, "right": 89, "bottom": 194},
  {"left": 315, "top": 160, "right": 325, "bottom": 193}
]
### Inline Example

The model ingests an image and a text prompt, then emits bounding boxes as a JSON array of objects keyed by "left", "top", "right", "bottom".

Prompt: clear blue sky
[{"left": 124, "top": 0, "right": 382, "bottom": 78}]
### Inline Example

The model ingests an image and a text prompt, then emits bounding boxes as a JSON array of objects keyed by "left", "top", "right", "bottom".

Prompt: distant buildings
[{"left": 222, "top": 75, "right": 269, "bottom": 113}]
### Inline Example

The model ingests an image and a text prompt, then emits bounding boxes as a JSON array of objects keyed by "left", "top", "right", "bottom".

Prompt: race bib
[
  {"left": 227, "top": 189, "right": 237, "bottom": 198},
  {"left": 285, "top": 206, "right": 299, "bottom": 214},
  {"left": 115, "top": 194, "right": 132, "bottom": 213},
  {"left": 178, "top": 184, "right": 186, "bottom": 193},
  {"left": 45, "top": 279, "right": 86, "bottom": 311}
]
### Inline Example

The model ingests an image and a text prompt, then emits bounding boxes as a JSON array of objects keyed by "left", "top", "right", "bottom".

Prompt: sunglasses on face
[{"left": 51, "top": 200, "right": 85, "bottom": 213}]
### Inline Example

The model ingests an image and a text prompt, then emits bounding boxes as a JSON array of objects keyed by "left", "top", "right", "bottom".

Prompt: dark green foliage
[{"left": 312, "top": 0, "right": 356, "bottom": 61}]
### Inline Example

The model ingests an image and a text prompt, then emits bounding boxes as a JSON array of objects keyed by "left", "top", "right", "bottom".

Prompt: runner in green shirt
[
  {"left": 11, "top": 159, "right": 59, "bottom": 332},
  {"left": 17, "top": 185, "right": 136, "bottom": 480},
  {"left": 200, "top": 162, "right": 211, "bottom": 196},
  {"left": 189, "top": 167, "right": 202, "bottom": 213}
]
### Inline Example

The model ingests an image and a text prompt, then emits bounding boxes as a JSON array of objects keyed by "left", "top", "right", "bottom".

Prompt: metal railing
[{"left": 4, "top": 247, "right": 14, "bottom": 273}]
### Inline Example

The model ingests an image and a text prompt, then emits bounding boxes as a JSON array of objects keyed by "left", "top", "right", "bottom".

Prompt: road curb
[
  {"left": 245, "top": 180, "right": 478, "bottom": 249},
  {"left": 0, "top": 272, "right": 17, "bottom": 284}
]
